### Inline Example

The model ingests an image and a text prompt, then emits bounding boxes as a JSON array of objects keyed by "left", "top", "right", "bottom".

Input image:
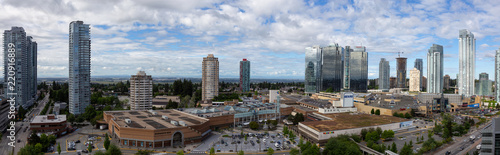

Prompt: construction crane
[{"left": 398, "top": 52, "right": 404, "bottom": 57}]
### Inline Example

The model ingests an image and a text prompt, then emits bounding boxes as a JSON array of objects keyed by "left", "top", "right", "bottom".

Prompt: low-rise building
[
  {"left": 152, "top": 96, "right": 180, "bottom": 109},
  {"left": 30, "top": 114, "right": 68, "bottom": 136}
]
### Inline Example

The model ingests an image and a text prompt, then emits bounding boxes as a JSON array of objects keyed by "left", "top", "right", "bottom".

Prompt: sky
[{"left": 1, "top": 0, "right": 500, "bottom": 80}]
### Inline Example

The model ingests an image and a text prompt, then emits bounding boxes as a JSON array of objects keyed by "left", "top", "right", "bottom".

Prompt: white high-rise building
[
  {"left": 409, "top": 68, "right": 420, "bottom": 92},
  {"left": 427, "top": 44, "right": 444, "bottom": 93},
  {"left": 458, "top": 29, "right": 475, "bottom": 97},
  {"left": 130, "top": 71, "right": 153, "bottom": 110},
  {"left": 69, "top": 21, "right": 91, "bottom": 115},
  {"left": 202, "top": 54, "right": 219, "bottom": 101},
  {"left": 496, "top": 48, "right": 500, "bottom": 103}
]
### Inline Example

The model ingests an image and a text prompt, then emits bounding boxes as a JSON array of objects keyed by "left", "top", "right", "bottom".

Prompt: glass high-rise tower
[
  {"left": 349, "top": 46, "right": 368, "bottom": 92},
  {"left": 3, "top": 27, "right": 37, "bottom": 109},
  {"left": 320, "top": 44, "right": 343, "bottom": 92},
  {"left": 305, "top": 46, "right": 322, "bottom": 93},
  {"left": 414, "top": 58, "right": 423, "bottom": 90},
  {"left": 69, "top": 21, "right": 91, "bottom": 115},
  {"left": 379, "top": 58, "right": 390, "bottom": 90},
  {"left": 476, "top": 73, "right": 492, "bottom": 96},
  {"left": 343, "top": 46, "right": 352, "bottom": 91},
  {"left": 458, "top": 29, "right": 475, "bottom": 97},
  {"left": 427, "top": 44, "right": 444, "bottom": 93},
  {"left": 240, "top": 59, "right": 250, "bottom": 92},
  {"left": 496, "top": 48, "right": 500, "bottom": 103},
  {"left": 396, "top": 57, "right": 407, "bottom": 88}
]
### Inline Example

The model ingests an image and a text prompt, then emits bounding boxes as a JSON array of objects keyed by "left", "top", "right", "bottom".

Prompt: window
[{"left": 124, "top": 140, "right": 128, "bottom": 145}]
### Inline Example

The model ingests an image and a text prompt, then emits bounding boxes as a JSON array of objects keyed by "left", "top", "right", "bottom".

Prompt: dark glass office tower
[
  {"left": 320, "top": 44, "right": 343, "bottom": 92},
  {"left": 396, "top": 57, "right": 407, "bottom": 88},
  {"left": 305, "top": 46, "right": 322, "bottom": 93},
  {"left": 239, "top": 59, "right": 250, "bottom": 92},
  {"left": 349, "top": 46, "right": 368, "bottom": 92},
  {"left": 414, "top": 58, "right": 423, "bottom": 90}
]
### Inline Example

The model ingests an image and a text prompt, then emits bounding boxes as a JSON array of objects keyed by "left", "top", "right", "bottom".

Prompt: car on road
[
  {"left": 82, "top": 149, "right": 88, "bottom": 153},
  {"left": 75, "top": 140, "right": 80, "bottom": 143}
]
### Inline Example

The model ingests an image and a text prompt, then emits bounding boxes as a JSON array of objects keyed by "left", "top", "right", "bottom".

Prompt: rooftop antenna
[{"left": 398, "top": 51, "right": 404, "bottom": 57}]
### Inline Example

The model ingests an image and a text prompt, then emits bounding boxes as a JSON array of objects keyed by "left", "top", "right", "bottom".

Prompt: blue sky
[{"left": 0, "top": 0, "right": 500, "bottom": 79}]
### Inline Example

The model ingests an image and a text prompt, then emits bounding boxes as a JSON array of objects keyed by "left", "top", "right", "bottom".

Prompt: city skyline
[{"left": 0, "top": 0, "right": 500, "bottom": 79}]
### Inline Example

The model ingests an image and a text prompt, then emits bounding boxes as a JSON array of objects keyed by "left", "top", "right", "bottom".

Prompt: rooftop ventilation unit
[
  {"left": 162, "top": 115, "right": 169, "bottom": 120},
  {"left": 170, "top": 120, "right": 178, "bottom": 126},
  {"left": 179, "top": 121, "right": 186, "bottom": 126},
  {"left": 125, "top": 119, "right": 132, "bottom": 124}
]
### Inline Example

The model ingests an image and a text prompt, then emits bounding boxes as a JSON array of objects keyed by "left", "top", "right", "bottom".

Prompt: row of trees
[
  {"left": 282, "top": 126, "right": 296, "bottom": 142},
  {"left": 287, "top": 113, "right": 305, "bottom": 125},
  {"left": 371, "top": 109, "right": 380, "bottom": 115},
  {"left": 19, "top": 132, "right": 57, "bottom": 154},
  {"left": 393, "top": 112, "right": 413, "bottom": 119}
]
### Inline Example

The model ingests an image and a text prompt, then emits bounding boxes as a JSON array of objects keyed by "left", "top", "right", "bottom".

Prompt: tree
[
  {"left": 84, "top": 105, "right": 97, "bottom": 121},
  {"left": 376, "top": 127, "right": 383, "bottom": 136},
  {"left": 399, "top": 143, "right": 413, "bottom": 155},
  {"left": 107, "top": 144, "right": 122, "bottom": 155},
  {"left": 57, "top": 143, "right": 61, "bottom": 155},
  {"left": 245, "top": 134, "right": 248, "bottom": 141},
  {"left": 249, "top": 121, "right": 259, "bottom": 130},
  {"left": 361, "top": 128, "right": 368, "bottom": 140},
  {"left": 267, "top": 147, "right": 274, "bottom": 155},
  {"left": 404, "top": 113, "right": 412, "bottom": 119},
  {"left": 442, "top": 113, "right": 454, "bottom": 138},
  {"left": 290, "top": 148, "right": 300, "bottom": 155},
  {"left": 88, "top": 142, "right": 93, "bottom": 153},
  {"left": 366, "top": 131, "right": 380, "bottom": 142},
  {"left": 176, "top": 150, "right": 184, "bottom": 155},
  {"left": 375, "top": 109, "right": 380, "bottom": 115},
  {"left": 35, "top": 143, "right": 43, "bottom": 154},
  {"left": 104, "top": 133, "right": 110, "bottom": 150},
  {"left": 371, "top": 108, "right": 375, "bottom": 114},
  {"left": 382, "top": 130, "right": 395, "bottom": 140},
  {"left": 94, "top": 151, "right": 106, "bottom": 155},
  {"left": 322, "top": 135, "right": 362, "bottom": 155},
  {"left": 391, "top": 142, "right": 397, "bottom": 152},
  {"left": 28, "top": 132, "right": 40, "bottom": 145},
  {"left": 67, "top": 113, "right": 75, "bottom": 124},
  {"left": 237, "top": 150, "right": 244, "bottom": 155},
  {"left": 210, "top": 147, "right": 215, "bottom": 155}
]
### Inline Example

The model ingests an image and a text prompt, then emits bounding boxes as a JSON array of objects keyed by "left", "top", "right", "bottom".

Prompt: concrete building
[
  {"left": 390, "top": 77, "right": 397, "bottom": 89},
  {"left": 396, "top": 57, "right": 407, "bottom": 88},
  {"left": 476, "top": 73, "right": 492, "bottom": 96},
  {"left": 298, "top": 113, "right": 412, "bottom": 146},
  {"left": 414, "top": 59, "right": 423, "bottom": 90},
  {"left": 343, "top": 46, "right": 352, "bottom": 91},
  {"left": 458, "top": 29, "right": 476, "bottom": 97},
  {"left": 202, "top": 54, "right": 219, "bottom": 100},
  {"left": 349, "top": 46, "right": 368, "bottom": 92},
  {"left": 321, "top": 44, "right": 344, "bottom": 92},
  {"left": 269, "top": 90, "right": 280, "bottom": 103},
  {"left": 69, "top": 21, "right": 91, "bottom": 115},
  {"left": 3, "top": 27, "right": 37, "bottom": 109},
  {"left": 305, "top": 46, "right": 322, "bottom": 94},
  {"left": 444, "top": 75, "right": 451, "bottom": 90},
  {"left": 427, "top": 44, "right": 444, "bottom": 93},
  {"left": 481, "top": 118, "right": 500, "bottom": 154},
  {"left": 30, "top": 114, "right": 68, "bottom": 136},
  {"left": 130, "top": 71, "right": 153, "bottom": 110},
  {"left": 239, "top": 59, "right": 250, "bottom": 92},
  {"left": 496, "top": 48, "right": 500, "bottom": 103},
  {"left": 409, "top": 68, "right": 421, "bottom": 92}
]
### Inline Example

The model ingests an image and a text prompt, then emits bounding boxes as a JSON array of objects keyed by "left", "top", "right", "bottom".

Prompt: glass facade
[
  {"left": 349, "top": 46, "right": 368, "bottom": 92},
  {"left": 427, "top": 44, "right": 444, "bottom": 93},
  {"left": 458, "top": 29, "right": 475, "bottom": 97},
  {"left": 414, "top": 58, "right": 423, "bottom": 89},
  {"left": 396, "top": 57, "right": 407, "bottom": 88},
  {"left": 240, "top": 59, "right": 250, "bottom": 92},
  {"left": 320, "top": 44, "right": 343, "bottom": 92},
  {"left": 476, "top": 73, "right": 492, "bottom": 96},
  {"left": 379, "top": 58, "right": 390, "bottom": 90},
  {"left": 69, "top": 21, "right": 91, "bottom": 115},
  {"left": 305, "top": 46, "right": 322, "bottom": 93},
  {"left": 3, "top": 27, "right": 37, "bottom": 108}
]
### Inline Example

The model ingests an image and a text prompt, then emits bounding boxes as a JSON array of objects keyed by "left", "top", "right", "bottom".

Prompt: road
[{"left": 433, "top": 122, "right": 490, "bottom": 155}]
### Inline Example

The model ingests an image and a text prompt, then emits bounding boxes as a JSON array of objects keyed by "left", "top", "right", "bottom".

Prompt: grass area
[{"left": 303, "top": 113, "right": 408, "bottom": 131}]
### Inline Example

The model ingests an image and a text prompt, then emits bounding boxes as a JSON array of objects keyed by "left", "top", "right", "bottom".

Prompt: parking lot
[{"left": 212, "top": 132, "right": 299, "bottom": 153}]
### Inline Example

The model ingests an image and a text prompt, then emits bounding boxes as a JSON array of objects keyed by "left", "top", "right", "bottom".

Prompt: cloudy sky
[{"left": 1, "top": 0, "right": 500, "bottom": 79}]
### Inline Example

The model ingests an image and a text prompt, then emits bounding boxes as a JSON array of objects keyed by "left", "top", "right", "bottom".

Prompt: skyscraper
[
  {"left": 476, "top": 73, "right": 492, "bottom": 96},
  {"left": 240, "top": 59, "right": 250, "bottom": 92},
  {"left": 396, "top": 57, "right": 407, "bottom": 88},
  {"left": 69, "top": 21, "right": 91, "bottom": 115},
  {"left": 444, "top": 75, "right": 450, "bottom": 90},
  {"left": 496, "top": 48, "right": 500, "bottom": 103},
  {"left": 130, "top": 71, "right": 153, "bottom": 110},
  {"left": 349, "top": 46, "right": 368, "bottom": 92},
  {"left": 427, "top": 44, "right": 444, "bottom": 93},
  {"left": 458, "top": 29, "right": 475, "bottom": 97},
  {"left": 320, "top": 44, "right": 343, "bottom": 92},
  {"left": 305, "top": 46, "right": 322, "bottom": 93},
  {"left": 202, "top": 54, "right": 219, "bottom": 100},
  {"left": 379, "top": 58, "right": 390, "bottom": 90},
  {"left": 3, "top": 27, "right": 37, "bottom": 109},
  {"left": 414, "top": 58, "right": 423, "bottom": 89},
  {"left": 409, "top": 68, "right": 420, "bottom": 92},
  {"left": 343, "top": 46, "right": 352, "bottom": 91}
]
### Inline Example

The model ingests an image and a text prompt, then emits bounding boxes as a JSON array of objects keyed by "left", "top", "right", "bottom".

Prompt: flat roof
[
  {"left": 301, "top": 113, "right": 409, "bottom": 132},
  {"left": 31, "top": 115, "right": 66, "bottom": 124},
  {"left": 367, "top": 94, "right": 419, "bottom": 109},
  {"left": 105, "top": 109, "right": 208, "bottom": 130}
]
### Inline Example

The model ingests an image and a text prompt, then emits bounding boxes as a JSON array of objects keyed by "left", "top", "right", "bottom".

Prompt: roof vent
[
  {"left": 170, "top": 120, "right": 178, "bottom": 126},
  {"left": 125, "top": 119, "right": 132, "bottom": 124},
  {"left": 162, "top": 115, "right": 169, "bottom": 120}
]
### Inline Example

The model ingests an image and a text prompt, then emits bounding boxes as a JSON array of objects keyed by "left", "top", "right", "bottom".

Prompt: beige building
[
  {"left": 130, "top": 71, "right": 153, "bottom": 110},
  {"left": 409, "top": 68, "right": 420, "bottom": 92},
  {"left": 202, "top": 54, "right": 219, "bottom": 101}
]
